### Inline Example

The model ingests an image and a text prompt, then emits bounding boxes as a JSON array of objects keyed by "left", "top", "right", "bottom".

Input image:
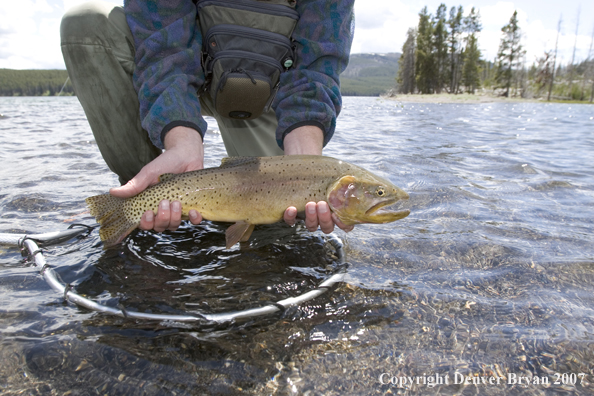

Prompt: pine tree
[
  {"left": 433, "top": 4, "right": 449, "bottom": 93},
  {"left": 495, "top": 11, "right": 525, "bottom": 97},
  {"left": 547, "top": 16, "right": 562, "bottom": 101},
  {"left": 585, "top": 24, "right": 594, "bottom": 102},
  {"left": 462, "top": 34, "right": 481, "bottom": 93},
  {"left": 535, "top": 51, "right": 554, "bottom": 96},
  {"left": 448, "top": 6, "right": 464, "bottom": 93},
  {"left": 569, "top": 7, "right": 580, "bottom": 99},
  {"left": 415, "top": 6, "right": 435, "bottom": 94},
  {"left": 461, "top": 7, "right": 482, "bottom": 93},
  {"left": 464, "top": 7, "right": 481, "bottom": 35},
  {"left": 397, "top": 28, "right": 417, "bottom": 94}
]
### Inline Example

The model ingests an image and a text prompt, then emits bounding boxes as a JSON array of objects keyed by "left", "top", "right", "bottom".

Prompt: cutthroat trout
[{"left": 86, "top": 156, "right": 410, "bottom": 248}]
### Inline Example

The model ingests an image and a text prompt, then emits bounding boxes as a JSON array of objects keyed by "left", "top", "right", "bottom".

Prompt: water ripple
[{"left": 1, "top": 97, "right": 593, "bottom": 394}]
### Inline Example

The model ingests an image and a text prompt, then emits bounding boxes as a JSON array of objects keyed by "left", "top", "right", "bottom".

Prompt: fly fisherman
[{"left": 60, "top": 0, "right": 355, "bottom": 237}]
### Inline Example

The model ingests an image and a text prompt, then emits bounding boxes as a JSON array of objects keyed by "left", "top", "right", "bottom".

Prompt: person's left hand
[
  {"left": 282, "top": 125, "right": 355, "bottom": 234},
  {"left": 109, "top": 126, "right": 205, "bottom": 232}
]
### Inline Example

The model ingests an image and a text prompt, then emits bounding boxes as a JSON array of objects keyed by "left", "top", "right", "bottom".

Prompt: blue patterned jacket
[{"left": 124, "top": 0, "right": 354, "bottom": 150}]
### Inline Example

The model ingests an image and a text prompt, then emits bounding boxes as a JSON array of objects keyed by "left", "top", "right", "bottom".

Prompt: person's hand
[
  {"left": 109, "top": 126, "right": 205, "bottom": 231},
  {"left": 282, "top": 125, "right": 355, "bottom": 234},
  {"left": 283, "top": 201, "right": 354, "bottom": 234}
]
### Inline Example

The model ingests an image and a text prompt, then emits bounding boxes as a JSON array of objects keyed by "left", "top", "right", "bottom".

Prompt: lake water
[{"left": 0, "top": 96, "right": 593, "bottom": 395}]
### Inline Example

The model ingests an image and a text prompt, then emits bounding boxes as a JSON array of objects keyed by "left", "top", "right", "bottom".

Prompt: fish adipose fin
[
  {"left": 85, "top": 194, "right": 139, "bottom": 247},
  {"left": 225, "top": 222, "right": 255, "bottom": 249}
]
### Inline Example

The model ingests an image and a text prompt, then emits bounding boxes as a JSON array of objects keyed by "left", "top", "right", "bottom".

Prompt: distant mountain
[
  {"left": 1, "top": 54, "right": 400, "bottom": 98},
  {"left": 341, "top": 53, "right": 401, "bottom": 96}
]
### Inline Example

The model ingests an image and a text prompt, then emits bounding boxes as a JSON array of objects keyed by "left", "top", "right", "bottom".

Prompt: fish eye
[{"left": 375, "top": 187, "right": 386, "bottom": 197}]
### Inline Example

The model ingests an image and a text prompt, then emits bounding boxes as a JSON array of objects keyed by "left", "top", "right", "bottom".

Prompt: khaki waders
[{"left": 60, "top": 1, "right": 283, "bottom": 184}]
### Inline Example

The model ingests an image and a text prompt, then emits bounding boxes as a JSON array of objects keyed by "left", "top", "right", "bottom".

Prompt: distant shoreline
[{"left": 380, "top": 92, "right": 593, "bottom": 105}]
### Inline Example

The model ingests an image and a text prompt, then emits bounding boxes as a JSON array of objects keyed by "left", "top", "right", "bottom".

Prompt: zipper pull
[
  {"left": 264, "top": 83, "right": 280, "bottom": 113},
  {"left": 201, "top": 52, "right": 212, "bottom": 74}
]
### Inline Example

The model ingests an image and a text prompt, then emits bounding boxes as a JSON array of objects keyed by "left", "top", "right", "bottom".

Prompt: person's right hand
[
  {"left": 282, "top": 125, "right": 355, "bottom": 235},
  {"left": 109, "top": 126, "right": 205, "bottom": 232}
]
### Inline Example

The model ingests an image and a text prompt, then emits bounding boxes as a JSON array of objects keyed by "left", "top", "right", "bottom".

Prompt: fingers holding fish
[
  {"left": 284, "top": 202, "right": 353, "bottom": 234},
  {"left": 154, "top": 200, "right": 174, "bottom": 232},
  {"left": 168, "top": 201, "right": 183, "bottom": 231},
  {"left": 140, "top": 200, "right": 182, "bottom": 232},
  {"left": 188, "top": 209, "right": 203, "bottom": 225},
  {"left": 110, "top": 176, "right": 148, "bottom": 199},
  {"left": 139, "top": 210, "right": 154, "bottom": 231},
  {"left": 283, "top": 201, "right": 334, "bottom": 234},
  {"left": 305, "top": 201, "right": 342, "bottom": 234},
  {"left": 315, "top": 201, "right": 335, "bottom": 234},
  {"left": 331, "top": 213, "right": 354, "bottom": 233},
  {"left": 283, "top": 207, "right": 298, "bottom": 227},
  {"left": 313, "top": 202, "right": 354, "bottom": 233},
  {"left": 305, "top": 202, "right": 320, "bottom": 232},
  {"left": 112, "top": 127, "right": 205, "bottom": 200}
]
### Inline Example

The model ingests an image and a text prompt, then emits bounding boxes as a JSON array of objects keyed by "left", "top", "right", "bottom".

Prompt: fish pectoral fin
[
  {"left": 239, "top": 224, "right": 255, "bottom": 243},
  {"left": 225, "top": 222, "right": 255, "bottom": 249}
]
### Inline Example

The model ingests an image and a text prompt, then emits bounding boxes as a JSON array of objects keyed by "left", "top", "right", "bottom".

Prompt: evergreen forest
[
  {"left": 396, "top": 5, "right": 594, "bottom": 102},
  {"left": 0, "top": 69, "right": 73, "bottom": 96}
]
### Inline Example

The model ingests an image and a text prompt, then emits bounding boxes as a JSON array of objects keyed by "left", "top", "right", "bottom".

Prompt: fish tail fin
[{"left": 85, "top": 194, "right": 139, "bottom": 247}]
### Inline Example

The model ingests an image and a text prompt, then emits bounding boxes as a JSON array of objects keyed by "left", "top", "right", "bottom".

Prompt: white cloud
[
  {"left": 352, "top": 0, "right": 416, "bottom": 54},
  {"left": 0, "top": 0, "right": 122, "bottom": 69},
  {"left": 477, "top": 2, "right": 527, "bottom": 61},
  {"left": 0, "top": 0, "right": 55, "bottom": 68},
  {"left": 478, "top": 3, "right": 593, "bottom": 65},
  {"left": 0, "top": 0, "right": 52, "bottom": 37},
  {"left": 62, "top": 0, "right": 122, "bottom": 14},
  {"left": 62, "top": 0, "right": 93, "bottom": 12}
]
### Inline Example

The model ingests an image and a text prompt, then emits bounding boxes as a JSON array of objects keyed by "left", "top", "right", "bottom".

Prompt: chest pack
[{"left": 197, "top": 0, "right": 298, "bottom": 120}]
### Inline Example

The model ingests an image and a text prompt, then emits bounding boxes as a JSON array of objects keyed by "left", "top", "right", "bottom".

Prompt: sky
[{"left": 0, "top": 0, "right": 592, "bottom": 70}]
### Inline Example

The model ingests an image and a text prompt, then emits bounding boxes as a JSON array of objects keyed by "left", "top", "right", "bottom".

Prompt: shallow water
[{"left": 1, "top": 96, "right": 593, "bottom": 395}]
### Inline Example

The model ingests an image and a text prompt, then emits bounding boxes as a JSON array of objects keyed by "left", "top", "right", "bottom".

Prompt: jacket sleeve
[
  {"left": 124, "top": 0, "right": 207, "bottom": 149},
  {"left": 273, "top": 0, "right": 355, "bottom": 150}
]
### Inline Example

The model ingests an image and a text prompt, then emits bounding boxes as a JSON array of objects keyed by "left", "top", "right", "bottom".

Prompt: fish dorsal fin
[
  {"left": 220, "top": 157, "right": 258, "bottom": 168},
  {"left": 225, "top": 222, "right": 255, "bottom": 249},
  {"left": 158, "top": 173, "right": 176, "bottom": 183}
]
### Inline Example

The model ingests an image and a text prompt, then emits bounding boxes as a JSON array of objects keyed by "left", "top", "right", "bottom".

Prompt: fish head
[{"left": 327, "top": 174, "right": 410, "bottom": 225}]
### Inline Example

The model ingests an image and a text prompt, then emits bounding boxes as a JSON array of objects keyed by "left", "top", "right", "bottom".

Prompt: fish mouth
[
  {"left": 365, "top": 199, "right": 398, "bottom": 216},
  {"left": 364, "top": 197, "right": 410, "bottom": 222}
]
